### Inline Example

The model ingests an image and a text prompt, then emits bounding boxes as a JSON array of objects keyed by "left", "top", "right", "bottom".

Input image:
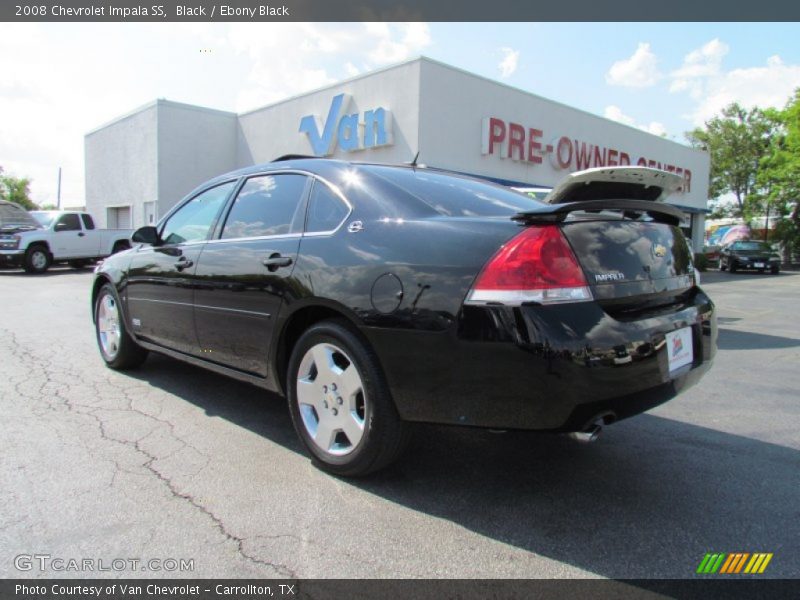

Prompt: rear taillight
[{"left": 465, "top": 225, "right": 592, "bottom": 306}]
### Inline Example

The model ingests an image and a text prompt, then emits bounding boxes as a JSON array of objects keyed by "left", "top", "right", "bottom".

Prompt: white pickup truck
[{"left": 0, "top": 202, "right": 132, "bottom": 273}]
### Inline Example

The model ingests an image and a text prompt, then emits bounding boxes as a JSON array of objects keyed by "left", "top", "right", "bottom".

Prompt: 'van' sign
[{"left": 299, "top": 94, "right": 393, "bottom": 156}]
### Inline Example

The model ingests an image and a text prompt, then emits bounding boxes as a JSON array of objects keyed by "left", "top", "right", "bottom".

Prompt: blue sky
[{"left": 1, "top": 22, "right": 798, "bottom": 204}]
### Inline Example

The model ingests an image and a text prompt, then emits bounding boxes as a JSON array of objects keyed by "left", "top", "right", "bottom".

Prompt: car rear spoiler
[{"left": 512, "top": 199, "right": 685, "bottom": 226}]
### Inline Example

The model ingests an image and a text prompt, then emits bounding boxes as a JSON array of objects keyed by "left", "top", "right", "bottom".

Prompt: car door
[
  {"left": 126, "top": 181, "right": 236, "bottom": 355},
  {"left": 79, "top": 213, "right": 102, "bottom": 256},
  {"left": 192, "top": 173, "right": 310, "bottom": 376},
  {"left": 52, "top": 213, "right": 87, "bottom": 258}
]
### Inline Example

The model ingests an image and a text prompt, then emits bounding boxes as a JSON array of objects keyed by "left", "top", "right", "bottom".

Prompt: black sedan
[
  {"left": 91, "top": 160, "right": 716, "bottom": 476},
  {"left": 720, "top": 240, "right": 781, "bottom": 274}
]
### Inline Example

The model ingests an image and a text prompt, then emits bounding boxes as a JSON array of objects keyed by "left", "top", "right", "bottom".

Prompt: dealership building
[{"left": 85, "top": 57, "right": 711, "bottom": 250}]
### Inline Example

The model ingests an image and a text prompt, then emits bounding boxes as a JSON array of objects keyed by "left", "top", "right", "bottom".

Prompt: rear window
[{"left": 362, "top": 166, "right": 539, "bottom": 217}]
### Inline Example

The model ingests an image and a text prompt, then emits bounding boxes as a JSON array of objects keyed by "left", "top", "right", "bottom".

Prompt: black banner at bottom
[{"left": 2, "top": 579, "right": 799, "bottom": 600}]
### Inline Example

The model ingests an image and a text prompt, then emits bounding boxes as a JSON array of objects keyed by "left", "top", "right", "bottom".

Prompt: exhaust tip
[
  {"left": 567, "top": 423, "right": 602, "bottom": 443},
  {"left": 566, "top": 412, "right": 615, "bottom": 443}
]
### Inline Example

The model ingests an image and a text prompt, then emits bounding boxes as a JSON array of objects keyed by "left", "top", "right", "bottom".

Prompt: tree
[
  {"left": 756, "top": 90, "right": 800, "bottom": 258},
  {"left": 686, "top": 104, "right": 777, "bottom": 216},
  {"left": 0, "top": 166, "right": 36, "bottom": 210}
]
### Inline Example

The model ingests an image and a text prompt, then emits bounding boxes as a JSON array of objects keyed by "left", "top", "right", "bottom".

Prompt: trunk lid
[
  {"left": 543, "top": 166, "right": 684, "bottom": 204},
  {"left": 560, "top": 219, "right": 694, "bottom": 304},
  {"left": 514, "top": 167, "right": 694, "bottom": 309}
]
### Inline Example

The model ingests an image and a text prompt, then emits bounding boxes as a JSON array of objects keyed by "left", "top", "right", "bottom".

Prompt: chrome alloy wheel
[
  {"left": 30, "top": 250, "right": 47, "bottom": 270},
  {"left": 296, "top": 343, "right": 367, "bottom": 456},
  {"left": 97, "top": 293, "right": 121, "bottom": 360}
]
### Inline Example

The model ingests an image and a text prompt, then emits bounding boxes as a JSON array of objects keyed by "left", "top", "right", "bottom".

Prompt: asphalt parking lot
[{"left": 1, "top": 266, "right": 798, "bottom": 579}]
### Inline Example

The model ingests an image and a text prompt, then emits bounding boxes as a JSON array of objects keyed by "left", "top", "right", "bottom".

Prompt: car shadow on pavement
[
  {"left": 129, "top": 353, "right": 800, "bottom": 579},
  {"left": 717, "top": 327, "right": 800, "bottom": 350}
]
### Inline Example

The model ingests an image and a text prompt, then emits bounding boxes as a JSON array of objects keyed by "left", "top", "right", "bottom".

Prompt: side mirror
[{"left": 132, "top": 226, "right": 159, "bottom": 245}]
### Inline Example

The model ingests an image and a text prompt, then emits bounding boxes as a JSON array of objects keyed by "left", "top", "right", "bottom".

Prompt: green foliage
[
  {"left": 0, "top": 166, "right": 36, "bottom": 210},
  {"left": 693, "top": 252, "right": 709, "bottom": 272},
  {"left": 686, "top": 103, "right": 778, "bottom": 216}
]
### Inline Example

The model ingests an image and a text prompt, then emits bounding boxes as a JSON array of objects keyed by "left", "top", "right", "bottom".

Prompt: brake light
[{"left": 466, "top": 225, "right": 592, "bottom": 305}]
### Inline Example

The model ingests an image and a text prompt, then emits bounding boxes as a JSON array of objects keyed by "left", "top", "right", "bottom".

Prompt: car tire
[
  {"left": 287, "top": 319, "right": 408, "bottom": 477},
  {"left": 94, "top": 283, "right": 148, "bottom": 370},
  {"left": 771, "top": 266, "right": 780, "bottom": 274},
  {"left": 719, "top": 260, "right": 727, "bottom": 272},
  {"left": 729, "top": 260, "right": 737, "bottom": 273},
  {"left": 23, "top": 245, "right": 51, "bottom": 274}
]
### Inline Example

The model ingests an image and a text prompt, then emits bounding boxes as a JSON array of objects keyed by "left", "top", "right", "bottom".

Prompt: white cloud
[
  {"left": 498, "top": 47, "right": 519, "bottom": 79},
  {"left": 604, "top": 105, "right": 667, "bottom": 137},
  {"left": 0, "top": 22, "right": 432, "bottom": 206},
  {"left": 669, "top": 38, "right": 729, "bottom": 96},
  {"left": 365, "top": 22, "right": 431, "bottom": 64},
  {"left": 606, "top": 43, "right": 661, "bottom": 88},
  {"left": 668, "top": 39, "right": 800, "bottom": 124}
]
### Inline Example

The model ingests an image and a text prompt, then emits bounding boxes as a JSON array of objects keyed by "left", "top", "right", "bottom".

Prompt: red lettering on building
[
  {"left": 556, "top": 136, "right": 572, "bottom": 169},
  {"left": 508, "top": 122, "right": 525, "bottom": 160},
  {"left": 574, "top": 141, "right": 592, "bottom": 170},
  {"left": 528, "top": 128, "right": 543, "bottom": 164}
]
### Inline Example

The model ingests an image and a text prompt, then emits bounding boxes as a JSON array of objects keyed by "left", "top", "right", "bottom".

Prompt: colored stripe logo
[{"left": 696, "top": 552, "right": 773, "bottom": 574}]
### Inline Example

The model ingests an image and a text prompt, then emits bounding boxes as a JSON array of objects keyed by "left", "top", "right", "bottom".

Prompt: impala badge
[
  {"left": 595, "top": 271, "right": 625, "bottom": 283},
  {"left": 652, "top": 243, "right": 668, "bottom": 258},
  {"left": 348, "top": 221, "right": 364, "bottom": 233}
]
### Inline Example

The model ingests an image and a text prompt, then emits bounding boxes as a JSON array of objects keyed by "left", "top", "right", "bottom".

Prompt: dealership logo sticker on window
[
  {"left": 666, "top": 327, "right": 693, "bottom": 373},
  {"left": 696, "top": 552, "right": 773, "bottom": 574}
]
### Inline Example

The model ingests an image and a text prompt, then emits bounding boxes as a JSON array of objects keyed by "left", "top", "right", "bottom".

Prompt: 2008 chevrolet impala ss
[{"left": 91, "top": 158, "right": 716, "bottom": 476}]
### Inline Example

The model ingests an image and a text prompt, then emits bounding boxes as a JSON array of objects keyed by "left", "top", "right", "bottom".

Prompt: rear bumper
[{"left": 366, "top": 287, "right": 716, "bottom": 431}]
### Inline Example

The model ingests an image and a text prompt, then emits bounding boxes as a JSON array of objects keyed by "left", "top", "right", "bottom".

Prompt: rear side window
[
  {"left": 161, "top": 182, "right": 235, "bottom": 245},
  {"left": 363, "top": 166, "right": 539, "bottom": 217},
  {"left": 221, "top": 174, "right": 308, "bottom": 239},
  {"left": 56, "top": 213, "right": 81, "bottom": 231},
  {"left": 305, "top": 181, "right": 349, "bottom": 233},
  {"left": 81, "top": 214, "right": 95, "bottom": 230}
]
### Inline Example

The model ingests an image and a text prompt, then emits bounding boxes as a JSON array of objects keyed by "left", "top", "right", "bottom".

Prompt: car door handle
[
  {"left": 175, "top": 256, "right": 194, "bottom": 271},
  {"left": 262, "top": 254, "right": 293, "bottom": 271}
]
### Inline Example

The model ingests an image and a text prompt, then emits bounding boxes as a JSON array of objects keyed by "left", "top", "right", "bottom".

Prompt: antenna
[{"left": 407, "top": 151, "right": 425, "bottom": 170}]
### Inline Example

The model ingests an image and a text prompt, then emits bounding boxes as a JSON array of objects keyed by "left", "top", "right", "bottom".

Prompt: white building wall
[
  {"left": 84, "top": 57, "right": 710, "bottom": 250},
  {"left": 417, "top": 58, "right": 711, "bottom": 212},
  {"left": 236, "top": 59, "right": 422, "bottom": 166},
  {"left": 157, "top": 101, "right": 238, "bottom": 219},
  {"left": 85, "top": 104, "right": 158, "bottom": 229}
]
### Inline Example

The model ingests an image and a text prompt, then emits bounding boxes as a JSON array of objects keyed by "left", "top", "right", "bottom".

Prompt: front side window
[
  {"left": 56, "top": 213, "right": 81, "bottom": 231},
  {"left": 305, "top": 181, "right": 350, "bottom": 233},
  {"left": 221, "top": 174, "right": 308, "bottom": 240},
  {"left": 81, "top": 214, "right": 95, "bottom": 230},
  {"left": 161, "top": 182, "right": 235, "bottom": 245}
]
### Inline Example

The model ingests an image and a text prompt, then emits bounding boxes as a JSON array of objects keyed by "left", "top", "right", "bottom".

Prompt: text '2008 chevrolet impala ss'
[{"left": 91, "top": 159, "right": 716, "bottom": 476}]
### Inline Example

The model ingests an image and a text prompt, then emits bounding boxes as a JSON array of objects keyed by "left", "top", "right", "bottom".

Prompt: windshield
[
  {"left": 731, "top": 241, "right": 771, "bottom": 252},
  {"left": 30, "top": 211, "right": 58, "bottom": 228},
  {"left": 362, "top": 166, "right": 540, "bottom": 217},
  {"left": 0, "top": 202, "right": 40, "bottom": 228}
]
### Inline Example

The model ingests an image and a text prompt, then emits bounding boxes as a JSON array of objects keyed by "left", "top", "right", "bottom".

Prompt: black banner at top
[{"left": 2, "top": 0, "right": 800, "bottom": 22}]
